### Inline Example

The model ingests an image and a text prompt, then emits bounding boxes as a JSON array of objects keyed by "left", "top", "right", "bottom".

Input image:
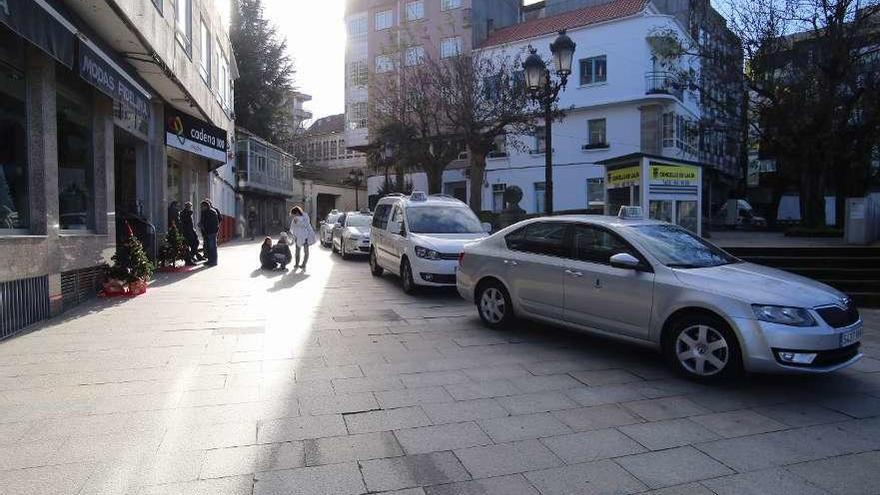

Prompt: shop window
[
  {"left": 649, "top": 200, "right": 673, "bottom": 223},
  {"left": 587, "top": 177, "right": 605, "bottom": 210},
  {"left": 0, "top": 33, "right": 29, "bottom": 231},
  {"left": 677, "top": 200, "right": 698, "bottom": 233},
  {"left": 56, "top": 67, "right": 95, "bottom": 231}
]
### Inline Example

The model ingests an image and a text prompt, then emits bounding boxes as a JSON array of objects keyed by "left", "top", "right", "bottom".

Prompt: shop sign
[
  {"left": 165, "top": 106, "right": 228, "bottom": 163},
  {"left": 78, "top": 41, "right": 151, "bottom": 133},
  {"left": 607, "top": 166, "right": 640, "bottom": 188},
  {"left": 0, "top": 0, "right": 76, "bottom": 68},
  {"left": 649, "top": 163, "right": 698, "bottom": 186}
]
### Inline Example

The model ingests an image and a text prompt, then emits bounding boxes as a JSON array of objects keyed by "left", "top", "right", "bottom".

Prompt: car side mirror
[
  {"left": 481, "top": 222, "right": 492, "bottom": 233},
  {"left": 610, "top": 252, "right": 642, "bottom": 270}
]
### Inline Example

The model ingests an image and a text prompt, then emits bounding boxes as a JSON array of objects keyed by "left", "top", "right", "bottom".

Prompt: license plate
[{"left": 840, "top": 327, "right": 862, "bottom": 347}]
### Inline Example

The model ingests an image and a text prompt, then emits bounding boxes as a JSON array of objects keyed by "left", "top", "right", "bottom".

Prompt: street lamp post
[
  {"left": 522, "top": 30, "right": 576, "bottom": 215},
  {"left": 348, "top": 168, "right": 365, "bottom": 210}
]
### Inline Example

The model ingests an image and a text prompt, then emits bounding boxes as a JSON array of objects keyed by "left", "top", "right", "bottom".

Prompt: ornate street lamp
[
  {"left": 348, "top": 168, "right": 365, "bottom": 210},
  {"left": 522, "top": 30, "right": 576, "bottom": 215}
]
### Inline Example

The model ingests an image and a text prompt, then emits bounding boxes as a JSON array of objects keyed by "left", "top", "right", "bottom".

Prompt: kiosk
[{"left": 597, "top": 153, "right": 703, "bottom": 236}]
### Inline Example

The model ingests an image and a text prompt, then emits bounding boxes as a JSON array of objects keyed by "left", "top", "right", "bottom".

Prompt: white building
[{"left": 366, "top": 0, "right": 740, "bottom": 216}]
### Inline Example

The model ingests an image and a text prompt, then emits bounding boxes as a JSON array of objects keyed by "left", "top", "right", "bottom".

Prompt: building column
[{"left": 150, "top": 100, "right": 168, "bottom": 231}]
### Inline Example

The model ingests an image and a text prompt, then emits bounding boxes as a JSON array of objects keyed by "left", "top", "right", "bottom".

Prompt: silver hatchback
[{"left": 457, "top": 215, "right": 862, "bottom": 381}]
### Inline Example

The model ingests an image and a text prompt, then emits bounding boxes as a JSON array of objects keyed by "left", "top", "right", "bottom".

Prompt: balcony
[{"left": 645, "top": 71, "right": 684, "bottom": 101}]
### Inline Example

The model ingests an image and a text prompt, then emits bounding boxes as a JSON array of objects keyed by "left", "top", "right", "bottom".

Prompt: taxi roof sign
[{"left": 618, "top": 206, "right": 644, "bottom": 219}]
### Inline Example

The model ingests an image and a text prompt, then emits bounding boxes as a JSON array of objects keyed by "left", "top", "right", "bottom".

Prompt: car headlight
[
  {"left": 414, "top": 246, "right": 440, "bottom": 260},
  {"left": 752, "top": 305, "right": 817, "bottom": 327}
]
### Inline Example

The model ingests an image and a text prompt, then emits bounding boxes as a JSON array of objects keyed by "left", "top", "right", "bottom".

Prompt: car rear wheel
[
  {"left": 340, "top": 242, "right": 349, "bottom": 260},
  {"left": 477, "top": 281, "right": 513, "bottom": 329},
  {"left": 401, "top": 259, "right": 417, "bottom": 294},
  {"left": 665, "top": 315, "right": 742, "bottom": 382},
  {"left": 370, "top": 249, "right": 384, "bottom": 277}
]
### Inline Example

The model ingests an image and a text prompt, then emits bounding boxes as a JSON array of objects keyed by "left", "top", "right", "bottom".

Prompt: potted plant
[
  {"left": 104, "top": 222, "right": 154, "bottom": 296},
  {"left": 157, "top": 223, "right": 191, "bottom": 271}
]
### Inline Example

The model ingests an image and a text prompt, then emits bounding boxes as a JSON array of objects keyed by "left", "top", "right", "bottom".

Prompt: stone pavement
[{"left": 1, "top": 242, "right": 880, "bottom": 495}]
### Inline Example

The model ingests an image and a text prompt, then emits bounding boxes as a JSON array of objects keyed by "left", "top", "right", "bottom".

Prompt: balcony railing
[{"left": 645, "top": 71, "right": 684, "bottom": 101}]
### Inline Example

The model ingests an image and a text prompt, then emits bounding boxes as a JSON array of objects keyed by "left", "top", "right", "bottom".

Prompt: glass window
[
  {"left": 534, "top": 182, "right": 545, "bottom": 213},
  {"left": 56, "top": 67, "right": 95, "bottom": 231},
  {"left": 506, "top": 222, "right": 568, "bottom": 257},
  {"left": 441, "top": 0, "right": 461, "bottom": 10},
  {"left": 0, "top": 36, "right": 28, "bottom": 231},
  {"left": 579, "top": 55, "right": 607, "bottom": 85},
  {"left": 405, "top": 206, "right": 483, "bottom": 234},
  {"left": 405, "top": 46, "right": 424, "bottom": 66},
  {"left": 441, "top": 37, "right": 462, "bottom": 58},
  {"left": 676, "top": 200, "right": 699, "bottom": 233},
  {"left": 347, "top": 102, "right": 368, "bottom": 129},
  {"left": 199, "top": 18, "right": 211, "bottom": 84},
  {"left": 631, "top": 224, "right": 737, "bottom": 268},
  {"left": 588, "top": 118, "right": 606, "bottom": 146},
  {"left": 489, "top": 134, "right": 506, "bottom": 157},
  {"left": 375, "top": 9, "right": 393, "bottom": 30},
  {"left": 662, "top": 112, "right": 675, "bottom": 148},
  {"left": 375, "top": 54, "right": 393, "bottom": 73},
  {"left": 406, "top": 1, "right": 424, "bottom": 21},
  {"left": 571, "top": 225, "right": 634, "bottom": 264},
  {"left": 348, "top": 59, "right": 368, "bottom": 86},
  {"left": 534, "top": 126, "right": 546, "bottom": 153},
  {"left": 372, "top": 204, "right": 392, "bottom": 228},
  {"left": 345, "top": 214, "right": 372, "bottom": 227},
  {"left": 649, "top": 200, "right": 673, "bottom": 223},
  {"left": 348, "top": 16, "right": 367, "bottom": 39},
  {"left": 587, "top": 178, "right": 605, "bottom": 209},
  {"left": 174, "top": 0, "right": 192, "bottom": 53},
  {"left": 492, "top": 183, "right": 506, "bottom": 213}
]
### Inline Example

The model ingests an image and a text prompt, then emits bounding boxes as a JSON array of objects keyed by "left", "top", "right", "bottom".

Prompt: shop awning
[{"left": 0, "top": 0, "right": 77, "bottom": 68}]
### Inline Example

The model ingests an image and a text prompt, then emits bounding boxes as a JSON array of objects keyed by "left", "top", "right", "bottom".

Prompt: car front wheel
[
  {"left": 665, "top": 315, "right": 742, "bottom": 382},
  {"left": 401, "top": 259, "right": 417, "bottom": 294},
  {"left": 370, "top": 249, "right": 384, "bottom": 277},
  {"left": 477, "top": 281, "right": 513, "bottom": 329}
]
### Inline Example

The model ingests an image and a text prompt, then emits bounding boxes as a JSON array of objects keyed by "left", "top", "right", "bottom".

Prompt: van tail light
[{"left": 458, "top": 252, "right": 465, "bottom": 266}]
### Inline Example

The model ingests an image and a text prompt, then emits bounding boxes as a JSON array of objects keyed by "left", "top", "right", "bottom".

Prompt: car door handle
[
  {"left": 504, "top": 260, "right": 519, "bottom": 266},
  {"left": 564, "top": 269, "right": 583, "bottom": 277}
]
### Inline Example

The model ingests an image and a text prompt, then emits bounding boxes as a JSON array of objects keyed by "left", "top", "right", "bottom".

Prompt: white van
[{"left": 369, "top": 192, "right": 491, "bottom": 293}]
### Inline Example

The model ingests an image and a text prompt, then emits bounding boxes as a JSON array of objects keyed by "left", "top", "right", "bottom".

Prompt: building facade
[
  {"left": 363, "top": 0, "right": 743, "bottom": 219},
  {"left": 295, "top": 114, "right": 367, "bottom": 170},
  {"left": 343, "top": 0, "right": 521, "bottom": 150},
  {"left": 236, "top": 127, "right": 298, "bottom": 238},
  {"left": 0, "top": 0, "right": 235, "bottom": 337}
]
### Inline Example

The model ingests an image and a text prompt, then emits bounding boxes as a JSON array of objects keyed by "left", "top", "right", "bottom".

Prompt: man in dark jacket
[
  {"left": 198, "top": 200, "right": 220, "bottom": 266},
  {"left": 179, "top": 202, "right": 199, "bottom": 265},
  {"left": 167, "top": 201, "right": 180, "bottom": 231}
]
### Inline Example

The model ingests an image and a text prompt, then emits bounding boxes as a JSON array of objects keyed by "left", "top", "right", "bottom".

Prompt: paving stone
[
  {"left": 622, "top": 396, "right": 711, "bottom": 421},
  {"left": 637, "top": 483, "right": 715, "bottom": 495},
  {"left": 753, "top": 403, "right": 851, "bottom": 427},
  {"left": 444, "top": 380, "right": 522, "bottom": 401},
  {"left": 509, "top": 374, "right": 583, "bottom": 393},
  {"left": 703, "top": 467, "right": 831, "bottom": 495},
  {"left": 344, "top": 406, "right": 432, "bottom": 434},
  {"left": 359, "top": 451, "right": 471, "bottom": 492},
  {"left": 569, "top": 369, "right": 644, "bottom": 386},
  {"left": 394, "top": 422, "right": 492, "bottom": 454},
  {"left": 332, "top": 376, "right": 404, "bottom": 394},
  {"left": 298, "top": 392, "right": 378, "bottom": 415},
  {"left": 454, "top": 439, "right": 562, "bottom": 478},
  {"left": 460, "top": 365, "right": 532, "bottom": 381},
  {"left": 201, "top": 442, "right": 304, "bottom": 478},
  {"left": 690, "top": 410, "right": 786, "bottom": 438},
  {"left": 540, "top": 428, "right": 647, "bottom": 463},
  {"left": 424, "top": 474, "right": 539, "bottom": 495},
  {"left": 478, "top": 412, "right": 571, "bottom": 442},
  {"left": 616, "top": 446, "right": 733, "bottom": 488},
  {"left": 303, "top": 431, "right": 403, "bottom": 466},
  {"left": 400, "top": 371, "right": 470, "bottom": 388},
  {"left": 786, "top": 451, "right": 880, "bottom": 495},
  {"left": 253, "top": 462, "right": 365, "bottom": 495},
  {"left": 375, "top": 387, "right": 455, "bottom": 409},
  {"left": 524, "top": 460, "right": 647, "bottom": 495},
  {"left": 139, "top": 475, "right": 255, "bottom": 495},
  {"left": 820, "top": 393, "right": 880, "bottom": 418},
  {"left": 496, "top": 391, "right": 579, "bottom": 415},
  {"left": 422, "top": 398, "right": 510, "bottom": 424},
  {"left": 257, "top": 414, "right": 348, "bottom": 443},
  {"left": 552, "top": 404, "right": 642, "bottom": 431},
  {"left": 618, "top": 418, "right": 720, "bottom": 450},
  {"left": 564, "top": 384, "right": 647, "bottom": 407}
]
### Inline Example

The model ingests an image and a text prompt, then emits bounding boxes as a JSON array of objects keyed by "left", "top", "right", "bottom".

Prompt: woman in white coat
[{"left": 288, "top": 205, "right": 316, "bottom": 270}]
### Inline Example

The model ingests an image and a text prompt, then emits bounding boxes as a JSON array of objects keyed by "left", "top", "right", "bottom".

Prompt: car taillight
[{"left": 458, "top": 252, "right": 465, "bottom": 265}]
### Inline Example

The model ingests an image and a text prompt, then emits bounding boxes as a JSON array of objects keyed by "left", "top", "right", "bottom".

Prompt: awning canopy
[{"left": 1, "top": 0, "right": 77, "bottom": 67}]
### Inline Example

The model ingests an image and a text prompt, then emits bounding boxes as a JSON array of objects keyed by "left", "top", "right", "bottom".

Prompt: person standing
[
  {"left": 199, "top": 200, "right": 220, "bottom": 266},
  {"left": 167, "top": 200, "right": 180, "bottom": 231},
  {"left": 179, "top": 202, "right": 199, "bottom": 265},
  {"left": 288, "top": 206, "right": 316, "bottom": 270},
  {"left": 247, "top": 207, "right": 258, "bottom": 241}
]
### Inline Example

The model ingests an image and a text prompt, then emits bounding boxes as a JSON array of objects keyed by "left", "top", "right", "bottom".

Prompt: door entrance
[
  {"left": 114, "top": 128, "right": 155, "bottom": 258},
  {"left": 316, "top": 193, "right": 337, "bottom": 224}
]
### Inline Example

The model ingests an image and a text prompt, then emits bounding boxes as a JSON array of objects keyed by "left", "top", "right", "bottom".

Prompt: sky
[{"left": 263, "top": 0, "right": 347, "bottom": 124}]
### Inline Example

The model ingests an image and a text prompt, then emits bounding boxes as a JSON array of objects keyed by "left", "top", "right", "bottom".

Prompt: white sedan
[{"left": 332, "top": 212, "right": 373, "bottom": 259}]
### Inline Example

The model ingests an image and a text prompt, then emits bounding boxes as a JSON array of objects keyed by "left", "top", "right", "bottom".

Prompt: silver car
[
  {"left": 332, "top": 211, "right": 373, "bottom": 259},
  {"left": 320, "top": 210, "right": 342, "bottom": 247},
  {"left": 457, "top": 215, "right": 863, "bottom": 381}
]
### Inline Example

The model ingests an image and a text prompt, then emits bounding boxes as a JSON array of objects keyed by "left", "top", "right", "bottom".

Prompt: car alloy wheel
[
  {"left": 370, "top": 249, "right": 383, "bottom": 277},
  {"left": 401, "top": 259, "right": 416, "bottom": 294},
  {"left": 476, "top": 282, "right": 512, "bottom": 329},
  {"left": 341, "top": 242, "right": 348, "bottom": 260},
  {"left": 675, "top": 324, "right": 730, "bottom": 377}
]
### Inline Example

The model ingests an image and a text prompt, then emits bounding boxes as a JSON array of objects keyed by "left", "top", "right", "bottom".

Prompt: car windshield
[
  {"left": 630, "top": 224, "right": 740, "bottom": 268},
  {"left": 406, "top": 206, "right": 483, "bottom": 234},
  {"left": 346, "top": 214, "right": 372, "bottom": 227}
]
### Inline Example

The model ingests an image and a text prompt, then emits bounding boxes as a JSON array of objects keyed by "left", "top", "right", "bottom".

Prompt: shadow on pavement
[{"left": 268, "top": 270, "right": 310, "bottom": 292}]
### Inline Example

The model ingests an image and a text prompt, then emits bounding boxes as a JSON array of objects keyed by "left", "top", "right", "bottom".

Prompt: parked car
[
  {"left": 319, "top": 209, "right": 341, "bottom": 247},
  {"left": 332, "top": 211, "right": 373, "bottom": 259},
  {"left": 456, "top": 211, "right": 862, "bottom": 381},
  {"left": 370, "top": 192, "right": 491, "bottom": 293}
]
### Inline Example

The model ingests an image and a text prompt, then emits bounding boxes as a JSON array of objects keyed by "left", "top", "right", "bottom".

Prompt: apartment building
[
  {"left": 295, "top": 114, "right": 367, "bottom": 170},
  {"left": 343, "top": 0, "right": 521, "bottom": 151},
  {"left": 363, "top": 0, "right": 743, "bottom": 220},
  {"left": 0, "top": 0, "right": 236, "bottom": 336}
]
